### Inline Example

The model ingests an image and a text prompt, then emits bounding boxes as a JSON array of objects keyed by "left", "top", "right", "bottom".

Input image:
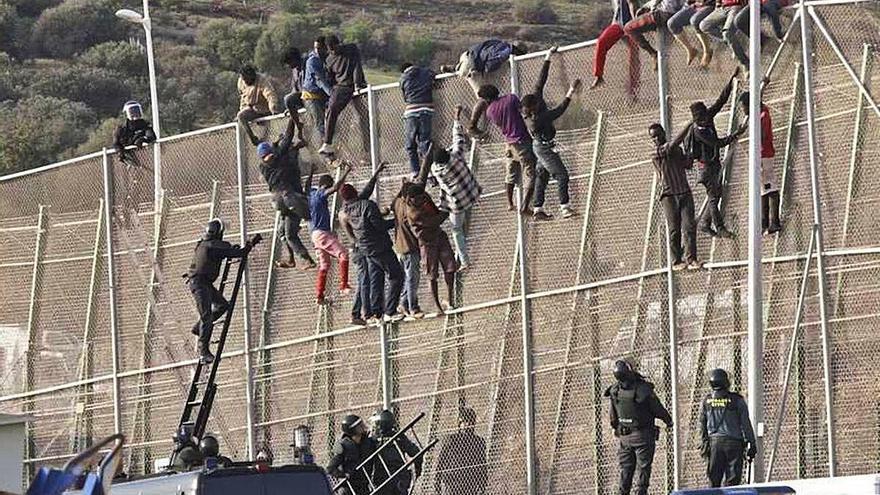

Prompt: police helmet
[
  {"left": 709, "top": 368, "right": 730, "bottom": 391},
  {"left": 199, "top": 434, "right": 220, "bottom": 458},
  {"left": 123, "top": 101, "right": 143, "bottom": 121},
  {"left": 341, "top": 414, "right": 364, "bottom": 436},
  {"left": 613, "top": 360, "right": 635, "bottom": 383},
  {"left": 206, "top": 218, "right": 225, "bottom": 240},
  {"left": 371, "top": 409, "right": 396, "bottom": 436}
]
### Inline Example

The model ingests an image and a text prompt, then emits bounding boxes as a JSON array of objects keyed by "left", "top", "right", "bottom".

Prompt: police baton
[{"left": 745, "top": 455, "right": 753, "bottom": 484}]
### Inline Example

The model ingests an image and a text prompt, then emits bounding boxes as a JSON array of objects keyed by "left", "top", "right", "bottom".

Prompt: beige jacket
[{"left": 237, "top": 74, "right": 280, "bottom": 115}]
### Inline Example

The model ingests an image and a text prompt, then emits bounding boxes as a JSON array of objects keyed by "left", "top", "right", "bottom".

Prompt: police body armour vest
[{"left": 614, "top": 385, "right": 652, "bottom": 429}]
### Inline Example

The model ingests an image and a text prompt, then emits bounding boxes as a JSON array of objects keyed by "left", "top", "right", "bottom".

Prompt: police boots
[{"left": 199, "top": 340, "right": 215, "bottom": 364}]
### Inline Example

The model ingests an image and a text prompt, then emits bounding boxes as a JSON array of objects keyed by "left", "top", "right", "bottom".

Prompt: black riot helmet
[
  {"left": 372, "top": 409, "right": 396, "bottom": 436},
  {"left": 341, "top": 414, "right": 364, "bottom": 436},
  {"left": 613, "top": 360, "right": 635, "bottom": 383},
  {"left": 200, "top": 434, "right": 220, "bottom": 458},
  {"left": 205, "top": 218, "right": 224, "bottom": 240},
  {"left": 709, "top": 368, "right": 730, "bottom": 391}
]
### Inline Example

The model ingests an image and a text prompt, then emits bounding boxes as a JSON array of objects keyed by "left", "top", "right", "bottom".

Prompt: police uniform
[
  {"left": 370, "top": 432, "right": 422, "bottom": 495},
  {"left": 700, "top": 389, "right": 756, "bottom": 487},
  {"left": 327, "top": 435, "right": 377, "bottom": 495},
  {"left": 185, "top": 232, "right": 246, "bottom": 357},
  {"left": 605, "top": 376, "right": 673, "bottom": 495}
]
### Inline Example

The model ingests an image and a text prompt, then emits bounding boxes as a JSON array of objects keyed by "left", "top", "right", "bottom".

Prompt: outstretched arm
[
  {"left": 359, "top": 161, "right": 386, "bottom": 199},
  {"left": 533, "top": 46, "right": 556, "bottom": 96},
  {"left": 241, "top": 119, "right": 261, "bottom": 147},
  {"left": 670, "top": 122, "right": 694, "bottom": 148},
  {"left": 469, "top": 99, "right": 489, "bottom": 137},
  {"left": 708, "top": 68, "right": 739, "bottom": 117},
  {"left": 451, "top": 106, "right": 470, "bottom": 157},
  {"left": 326, "top": 162, "right": 352, "bottom": 196},
  {"left": 415, "top": 142, "right": 435, "bottom": 186},
  {"left": 305, "top": 163, "right": 315, "bottom": 191},
  {"left": 276, "top": 116, "right": 299, "bottom": 156}
]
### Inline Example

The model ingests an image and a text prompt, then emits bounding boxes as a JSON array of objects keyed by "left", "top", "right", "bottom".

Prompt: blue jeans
[
  {"left": 404, "top": 112, "right": 433, "bottom": 175},
  {"left": 734, "top": 0, "right": 786, "bottom": 39},
  {"left": 352, "top": 251, "right": 381, "bottom": 319},
  {"left": 667, "top": 4, "right": 715, "bottom": 34},
  {"left": 533, "top": 140, "right": 570, "bottom": 208},
  {"left": 367, "top": 250, "right": 403, "bottom": 316},
  {"left": 700, "top": 6, "right": 748, "bottom": 66},
  {"left": 449, "top": 211, "right": 469, "bottom": 265},
  {"left": 399, "top": 251, "right": 421, "bottom": 312},
  {"left": 305, "top": 98, "right": 327, "bottom": 141}
]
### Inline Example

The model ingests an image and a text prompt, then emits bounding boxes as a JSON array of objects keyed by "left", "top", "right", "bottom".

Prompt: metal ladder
[
  {"left": 333, "top": 412, "right": 438, "bottom": 495},
  {"left": 167, "top": 235, "right": 259, "bottom": 467}
]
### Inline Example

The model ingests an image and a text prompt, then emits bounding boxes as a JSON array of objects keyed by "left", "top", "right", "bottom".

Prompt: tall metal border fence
[{"left": 1, "top": 1, "right": 879, "bottom": 492}]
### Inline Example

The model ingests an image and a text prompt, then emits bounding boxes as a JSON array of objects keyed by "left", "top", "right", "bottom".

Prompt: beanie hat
[
  {"left": 257, "top": 142, "right": 274, "bottom": 159},
  {"left": 340, "top": 184, "right": 357, "bottom": 201}
]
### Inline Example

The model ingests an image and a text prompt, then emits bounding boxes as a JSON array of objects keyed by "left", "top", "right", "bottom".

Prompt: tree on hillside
[
  {"left": 0, "top": 96, "right": 95, "bottom": 173},
  {"left": 197, "top": 18, "right": 261, "bottom": 72},
  {"left": 78, "top": 41, "right": 148, "bottom": 79},
  {"left": 28, "top": 66, "right": 137, "bottom": 116},
  {"left": 31, "top": 0, "right": 126, "bottom": 59},
  {"left": 253, "top": 12, "right": 326, "bottom": 75},
  {"left": 0, "top": 1, "right": 31, "bottom": 58},
  {"left": 5, "top": 0, "right": 62, "bottom": 17}
]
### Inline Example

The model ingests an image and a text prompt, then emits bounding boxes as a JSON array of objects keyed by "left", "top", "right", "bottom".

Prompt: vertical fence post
[
  {"left": 101, "top": 149, "right": 122, "bottom": 435},
  {"left": 798, "top": 1, "right": 836, "bottom": 476},
  {"left": 367, "top": 83, "right": 393, "bottom": 410},
  {"left": 510, "top": 53, "right": 537, "bottom": 495},
  {"left": 22, "top": 203, "right": 47, "bottom": 479},
  {"left": 747, "top": 0, "right": 765, "bottom": 482},
  {"left": 656, "top": 27, "right": 680, "bottom": 491},
  {"left": 235, "top": 124, "right": 257, "bottom": 461}
]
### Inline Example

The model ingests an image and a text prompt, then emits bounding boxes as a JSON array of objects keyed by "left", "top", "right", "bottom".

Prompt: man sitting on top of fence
[
  {"left": 113, "top": 100, "right": 156, "bottom": 164},
  {"left": 447, "top": 39, "right": 528, "bottom": 96},
  {"left": 237, "top": 64, "right": 280, "bottom": 125},
  {"left": 400, "top": 61, "right": 438, "bottom": 177},
  {"left": 319, "top": 35, "right": 367, "bottom": 157}
]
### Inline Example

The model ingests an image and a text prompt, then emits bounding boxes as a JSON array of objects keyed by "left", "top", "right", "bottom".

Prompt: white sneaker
[
  {"left": 383, "top": 313, "right": 405, "bottom": 323},
  {"left": 560, "top": 206, "right": 576, "bottom": 218},
  {"left": 318, "top": 143, "right": 335, "bottom": 155}
]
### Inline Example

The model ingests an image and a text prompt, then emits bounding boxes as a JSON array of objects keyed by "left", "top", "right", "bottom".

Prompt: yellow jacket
[{"left": 237, "top": 74, "right": 280, "bottom": 115}]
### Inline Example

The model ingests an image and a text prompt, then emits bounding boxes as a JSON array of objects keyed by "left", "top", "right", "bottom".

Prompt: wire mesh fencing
[{"left": 1, "top": 1, "right": 880, "bottom": 492}]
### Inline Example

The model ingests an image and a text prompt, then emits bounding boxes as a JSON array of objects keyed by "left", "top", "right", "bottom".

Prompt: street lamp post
[{"left": 116, "top": 0, "right": 162, "bottom": 212}]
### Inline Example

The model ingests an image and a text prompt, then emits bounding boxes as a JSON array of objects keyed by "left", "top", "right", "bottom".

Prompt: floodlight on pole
[{"left": 116, "top": 1, "right": 162, "bottom": 216}]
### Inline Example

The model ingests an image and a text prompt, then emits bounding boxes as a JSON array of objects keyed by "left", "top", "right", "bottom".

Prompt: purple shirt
[{"left": 486, "top": 94, "right": 530, "bottom": 145}]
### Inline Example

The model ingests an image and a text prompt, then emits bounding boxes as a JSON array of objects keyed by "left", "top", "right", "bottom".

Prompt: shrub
[
  {"left": 197, "top": 18, "right": 262, "bottom": 71},
  {"left": 78, "top": 41, "right": 147, "bottom": 79},
  {"left": 28, "top": 66, "right": 135, "bottom": 116},
  {"left": 6, "top": 0, "right": 61, "bottom": 17},
  {"left": 254, "top": 12, "right": 323, "bottom": 75},
  {"left": 31, "top": 0, "right": 126, "bottom": 59},
  {"left": 397, "top": 26, "right": 435, "bottom": 66},
  {"left": 341, "top": 14, "right": 397, "bottom": 62},
  {"left": 0, "top": 95, "right": 95, "bottom": 173},
  {"left": 513, "top": 0, "right": 558, "bottom": 25}
]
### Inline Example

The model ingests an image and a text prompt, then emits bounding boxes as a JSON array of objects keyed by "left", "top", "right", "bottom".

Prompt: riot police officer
[
  {"left": 700, "top": 368, "right": 757, "bottom": 487},
  {"left": 605, "top": 360, "right": 673, "bottom": 495},
  {"left": 369, "top": 409, "right": 422, "bottom": 495},
  {"left": 185, "top": 219, "right": 255, "bottom": 363},
  {"left": 199, "top": 433, "right": 233, "bottom": 468},
  {"left": 113, "top": 100, "right": 156, "bottom": 163},
  {"left": 327, "top": 414, "right": 376, "bottom": 495}
]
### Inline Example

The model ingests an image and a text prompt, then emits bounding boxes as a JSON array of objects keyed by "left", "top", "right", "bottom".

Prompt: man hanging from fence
[
  {"left": 113, "top": 100, "right": 156, "bottom": 164},
  {"left": 684, "top": 68, "right": 746, "bottom": 239},
  {"left": 435, "top": 407, "right": 487, "bottom": 495},
  {"left": 391, "top": 177, "right": 425, "bottom": 319},
  {"left": 590, "top": 0, "right": 640, "bottom": 94},
  {"left": 242, "top": 115, "right": 316, "bottom": 270},
  {"left": 649, "top": 122, "right": 703, "bottom": 270},
  {"left": 340, "top": 164, "right": 405, "bottom": 323},
  {"left": 237, "top": 64, "right": 280, "bottom": 125},
  {"left": 700, "top": 368, "right": 757, "bottom": 487},
  {"left": 400, "top": 62, "right": 438, "bottom": 177},
  {"left": 407, "top": 147, "right": 459, "bottom": 314},
  {"left": 521, "top": 47, "right": 581, "bottom": 221},
  {"left": 469, "top": 84, "right": 538, "bottom": 214},
  {"left": 319, "top": 35, "right": 367, "bottom": 157},
  {"left": 738, "top": 89, "right": 782, "bottom": 235},
  {"left": 185, "top": 219, "right": 255, "bottom": 363},
  {"left": 446, "top": 39, "right": 528, "bottom": 96},
  {"left": 339, "top": 162, "right": 387, "bottom": 325},
  {"left": 427, "top": 106, "right": 481, "bottom": 271},
  {"left": 306, "top": 163, "right": 353, "bottom": 306},
  {"left": 605, "top": 360, "right": 674, "bottom": 495},
  {"left": 328, "top": 414, "right": 377, "bottom": 495},
  {"left": 369, "top": 409, "right": 423, "bottom": 495}
]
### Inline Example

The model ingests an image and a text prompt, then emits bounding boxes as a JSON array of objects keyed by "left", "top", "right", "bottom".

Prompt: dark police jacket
[
  {"left": 327, "top": 435, "right": 376, "bottom": 491},
  {"left": 370, "top": 432, "right": 422, "bottom": 484},
  {"left": 701, "top": 389, "right": 757, "bottom": 445},
  {"left": 605, "top": 378, "right": 673, "bottom": 434},
  {"left": 113, "top": 119, "right": 156, "bottom": 154},
  {"left": 185, "top": 237, "right": 246, "bottom": 284}
]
